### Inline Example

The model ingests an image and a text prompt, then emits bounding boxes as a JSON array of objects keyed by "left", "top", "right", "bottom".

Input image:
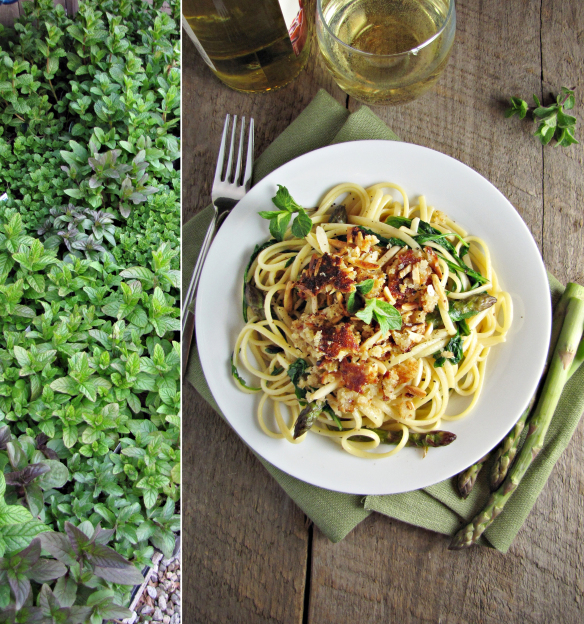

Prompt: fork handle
[{"left": 182, "top": 209, "right": 217, "bottom": 343}]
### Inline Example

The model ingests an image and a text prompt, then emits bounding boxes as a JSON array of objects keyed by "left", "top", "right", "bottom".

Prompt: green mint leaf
[
  {"left": 258, "top": 210, "right": 282, "bottom": 220},
  {"left": 272, "top": 185, "right": 302, "bottom": 213},
  {"left": 356, "top": 279, "right": 374, "bottom": 294},
  {"left": 269, "top": 211, "right": 291, "bottom": 242},
  {"left": 355, "top": 299, "right": 376, "bottom": 325},
  {"left": 290, "top": 209, "right": 312, "bottom": 238},
  {"left": 533, "top": 104, "right": 558, "bottom": 120},
  {"left": 458, "top": 319, "right": 471, "bottom": 336},
  {"left": 505, "top": 97, "right": 528, "bottom": 119},
  {"left": 375, "top": 313, "right": 390, "bottom": 336},
  {"left": 346, "top": 290, "right": 360, "bottom": 315},
  {"left": 373, "top": 300, "right": 402, "bottom": 330},
  {"left": 555, "top": 126, "right": 579, "bottom": 147},
  {"left": 556, "top": 109, "right": 577, "bottom": 129},
  {"left": 561, "top": 87, "right": 575, "bottom": 110}
]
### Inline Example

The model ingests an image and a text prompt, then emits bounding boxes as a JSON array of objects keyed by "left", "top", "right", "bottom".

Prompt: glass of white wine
[{"left": 316, "top": 0, "right": 456, "bottom": 105}]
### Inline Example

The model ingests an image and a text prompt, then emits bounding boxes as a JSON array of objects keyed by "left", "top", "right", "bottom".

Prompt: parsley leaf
[
  {"left": 259, "top": 185, "right": 313, "bottom": 242},
  {"left": 355, "top": 298, "right": 402, "bottom": 334}
]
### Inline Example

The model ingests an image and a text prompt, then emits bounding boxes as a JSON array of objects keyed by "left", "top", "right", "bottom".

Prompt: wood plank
[
  {"left": 541, "top": 0, "right": 584, "bottom": 286},
  {"left": 65, "top": 0, "right": 78, "bottom": 17},
  {"left": 0, "top": 3, "right": 20, "bottom": 27},
  {"left": 308, "top": 510, "right": 583, "bottom": 623},
  {"left": 181, "top": 382, "right": 309, "bottom": 624}
]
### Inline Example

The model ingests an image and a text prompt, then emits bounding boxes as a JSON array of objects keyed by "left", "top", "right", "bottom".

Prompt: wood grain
[
  {"left": 182, "top": 382, "right": 309, "bottom": 624},
  {"left": 0, "top": 2, "right": 20, "bottom": 27},
  {"left": 182, "top": 0, "right": 584, "bottom": 622}
]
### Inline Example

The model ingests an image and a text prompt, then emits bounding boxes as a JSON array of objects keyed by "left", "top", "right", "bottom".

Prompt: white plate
[{"left": 196, "top": 140, "right": 551, "bottom": 495}]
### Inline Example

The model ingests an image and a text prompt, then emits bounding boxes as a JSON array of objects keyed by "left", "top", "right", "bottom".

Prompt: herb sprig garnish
[
  {"left": 506, "top": 86, "right": 578, "bottom": 147},
  {"left": 259, "top": 185, "right": 313, "bottom": 241},
  {"left": 355, "top": 298, "right": 402, "bottom": 335},
  {"left": 346, "top": 279, "right": 374, "bottom": 314}
]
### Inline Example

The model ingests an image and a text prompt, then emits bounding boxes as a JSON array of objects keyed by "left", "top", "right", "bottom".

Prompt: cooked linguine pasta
[{"left": 232, "top": 182, "right": 512, "bottom": 459}]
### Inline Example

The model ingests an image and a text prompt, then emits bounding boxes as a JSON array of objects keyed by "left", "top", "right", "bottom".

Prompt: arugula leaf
[
  {"left": 322, "top": 404, "right": 343, "bottom": 431},
  {"left": 433, "top": 334, "right": 464, "bottom": 368},
  {"left": 287, "top": 358, "right": 310, "bottom": 401},
  {"left": 385, "top": 216, "right": 412, "bottom": 228},
  {"left": 355, "top": 298, "right": 402, "bottom": 334},
  {"left": 353, "top": 226, "right": 406, "bottom": 248},
  {"left": 230, "top": 354, "right": 260, "bottom": 392},
  {"left": 457, "top": 319, "right": 471, "bottom": 336},
  {"left": 258, "top": 185, "right": 313, "bottom": 242},
  {"left": 439, "top": 256, "right": 488, "bottom": 285}
]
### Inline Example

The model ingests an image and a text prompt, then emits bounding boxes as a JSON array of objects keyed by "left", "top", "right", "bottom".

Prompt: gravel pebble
[{"left": 134, "top": 547, "right": 180, "bottom": 624}]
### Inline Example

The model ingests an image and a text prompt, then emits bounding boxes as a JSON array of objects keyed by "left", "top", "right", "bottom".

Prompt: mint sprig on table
[
  {"left": 355, "top": 298, "right": 402, "bottom": 335},
  {"left": 506, "top": 86, "right": 578, "bottom": 147},
  {"left": 259, "top": 185, "right": 313, "bottom": 241}
]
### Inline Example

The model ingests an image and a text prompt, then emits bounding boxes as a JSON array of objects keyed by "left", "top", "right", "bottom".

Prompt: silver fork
[{"left": 182, "top": 114, "right": 254, "bottom": 375}]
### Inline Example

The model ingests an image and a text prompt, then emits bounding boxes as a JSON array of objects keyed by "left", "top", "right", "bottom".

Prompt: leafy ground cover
[{"left": 0, "top": 0, "right": 180, "bottom": 619}]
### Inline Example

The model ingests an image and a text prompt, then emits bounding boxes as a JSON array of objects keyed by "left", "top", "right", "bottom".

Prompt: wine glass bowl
[{"left": 316, "top": 0, "right": 456, "bottom": 105}]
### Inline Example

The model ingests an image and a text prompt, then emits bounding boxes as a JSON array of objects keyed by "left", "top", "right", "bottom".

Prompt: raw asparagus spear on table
[
  {"left": 456, "top": 282, "right": 583, "bottom": 497},
  {"left": 449, "top": 284, "right": 584, "bottom": 549},
  {"left": 457, "top": 453, "right": 490, "bottom": 499}
]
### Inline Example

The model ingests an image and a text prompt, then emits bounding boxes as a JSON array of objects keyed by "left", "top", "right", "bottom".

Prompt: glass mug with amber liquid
[
  {"left": 182, "top": 0, "right": 312, "bottom": 93},
  {"left": 316, "top": 0, "right": 456, "bottom": 105}
]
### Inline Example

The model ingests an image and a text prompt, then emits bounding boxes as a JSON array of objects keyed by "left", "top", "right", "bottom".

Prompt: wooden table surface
[{"left": 182, "top": 1, "right": 584, "bottom": 622}]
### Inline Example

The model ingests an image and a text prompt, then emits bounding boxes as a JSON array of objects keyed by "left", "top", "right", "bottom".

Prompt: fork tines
[{"left": 214, "top": 114, "right": 254, "bottom": 191}]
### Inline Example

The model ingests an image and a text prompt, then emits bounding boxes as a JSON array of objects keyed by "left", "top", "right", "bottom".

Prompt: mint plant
[{"left": 0, "top": 1, "right": 181, "bottom": 619}]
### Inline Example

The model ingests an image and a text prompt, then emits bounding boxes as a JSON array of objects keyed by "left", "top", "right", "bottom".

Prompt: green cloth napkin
[{"left": 184, "top": 89, "right": 584, "bottom": 552}]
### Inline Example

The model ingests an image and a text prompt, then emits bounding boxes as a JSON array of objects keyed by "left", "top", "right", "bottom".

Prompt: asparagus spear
[
  {"left": 427, "top": 293, "right": 497, "bottom": 328},
  {"left": 488, "top": 282, "right": 581, "bottom": 490},
  {"left": 457, "top": 453, "right": 490, "bottom": 499},
  {"left": 329, "top": 204, "right": 348, "bottom": 223},
  {"left": 351, "top": 428, "right": 456, "bottom": 448},
  {"left": 293, "top": 402, "right": 323, "bottom": 439},
  {"left": 489, "top": 401, "right": 531, "bottom": 490},
  {"left": 449, "top": 287, "right": 584, "bottom": 550}
]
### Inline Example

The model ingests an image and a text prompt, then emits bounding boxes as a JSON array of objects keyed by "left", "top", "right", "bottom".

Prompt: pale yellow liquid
[
  {"left": 318, "top": 0, "right": 454, "bottom": 104},
  {"left": 183, "top": 0, "right": 311, "bottom": 93}
]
